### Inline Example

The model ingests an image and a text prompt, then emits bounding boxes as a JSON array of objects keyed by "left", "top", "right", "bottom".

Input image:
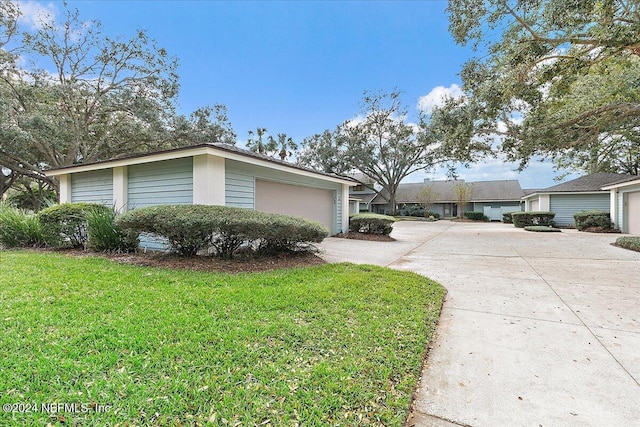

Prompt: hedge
[
  {"left": 524, "top": 226, "right": 561, "bottom": 232},
  {"left": 615, "top": 236, "right": 640, "bottom": 252},
  {"left": 117, "top": 204, "right": 328, "bottom": 258},
  {"left": 573, "top": 211, "right": 611, "bottom": 231},
  {"left": 502, "top": 212, "right": 513, "bottom": 223},
  {"left": 511, "top": 211, "right": 555, "bottom": 228},
  {"left": 37, "top": 203, "right": 111, "bottom": 248},
  {"left": 464, "top": 211, "right": 488, "bottom": 221},
  {"left": 349, "top": 213, "right": 395, "bottom": 235}
]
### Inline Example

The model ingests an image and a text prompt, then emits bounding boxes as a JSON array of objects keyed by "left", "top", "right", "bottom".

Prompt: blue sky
[{"left": 19, "top": 0, "right": 574, "bottom": 188}]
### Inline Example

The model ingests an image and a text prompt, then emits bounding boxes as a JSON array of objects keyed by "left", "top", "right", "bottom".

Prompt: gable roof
[
  {"left": 371, "top": 179, "right": 524, "bottom": 204},
  {"left": 534, "top": 173, "right": 631, "bottom": 194},
  {"left": 44, "top": 143, "right": 356, "bottom": 185}
]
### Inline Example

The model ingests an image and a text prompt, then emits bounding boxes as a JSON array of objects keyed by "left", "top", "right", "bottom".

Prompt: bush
[
  {"left": 573, "top": 211, "right": 611, "bottom": 231},
  {"left": 117, "top": 204, "right": 329, "bottom": 258},
  {"left": 502, "top": 212, "right": 513, "bottom": 223},
  {"left": 616, "top": 236, "right": 640, "bottom": 252},
  {"left": 0, "top": 203, "right": 46, "bottom": 248},
  {"left": 349, "top": 213, "right": 395, "bottom": 235},
  {"left": 511, "top": 211, "right": 556, "bottom": 228},
  {"left": 86, "top": 208, "right": 139, "bottom": 252},
  {"left": 464, "top": 211, "right": 488, "bottom": 221},
  {"left": 524, "top": 226, "right": 561, "bottom": 232},
  {"left": 38, "top": 203, "right": 110, "bottom": 248},
  {"left": 425, "top": 211, "right": 440, "bottom": 219}
]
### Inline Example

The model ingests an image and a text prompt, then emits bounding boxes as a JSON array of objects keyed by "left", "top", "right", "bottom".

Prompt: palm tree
[
  {"left": 246, "top": 127, "right": 273, "bottom": 155},
  {"left": 275, "top": 133, "right": 297, "bottom": 160}
]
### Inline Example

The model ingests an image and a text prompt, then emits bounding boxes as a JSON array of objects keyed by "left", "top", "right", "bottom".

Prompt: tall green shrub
[
  {"left": 573, "top": 211, "right": 611, "bottom": 231},
  {"left": 0, "top": 203, "right": 46, "bottom": 248},
  {"left": 38, "top": 203, "right": 110, "bottom": 248},
  {"left": 86, "top": 208, "right": 139, "bottom": 252},
  {"left": 349, "top": 213, "right": 395, "bottom": 235},
  {"left": 511, "top": 212, "right": 555, "bottom": 228}
]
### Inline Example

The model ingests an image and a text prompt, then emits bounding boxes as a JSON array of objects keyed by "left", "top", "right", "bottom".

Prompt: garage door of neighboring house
[
  {"left": 627, "top": 191, "right": 640, "bottom": 234},
  {"left": 255, "top": 179, "right": 335, "bottom": 234}
]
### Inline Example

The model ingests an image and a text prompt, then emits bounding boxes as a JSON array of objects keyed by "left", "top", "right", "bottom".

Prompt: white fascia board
[
  {"left": 602, "top": 179, "right": 640, "bottom": 190},
  {"left": 45, "top": 145, "right": 355, "bottom": 186}
]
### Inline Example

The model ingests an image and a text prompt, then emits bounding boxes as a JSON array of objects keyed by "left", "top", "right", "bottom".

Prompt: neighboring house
[
  {"left": 349, "top": 173, "right": 379, "bottom": 212},
  {"left": 44, "top": 143, "right": 355, "bottom": 236},
  {"left": 522, "top": 173, "right": 630, "bottom": 227},
  {"left": 602, "top": 176, "right": 640, "bottom": 234},
  {"left": 365, "top": 179, "right": 524, "bottom": 220}
]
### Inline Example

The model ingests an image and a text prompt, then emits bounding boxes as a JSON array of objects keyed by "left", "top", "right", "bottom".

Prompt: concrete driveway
[{"left": 319, "top": 221, "right": 640, "bottom": 426}]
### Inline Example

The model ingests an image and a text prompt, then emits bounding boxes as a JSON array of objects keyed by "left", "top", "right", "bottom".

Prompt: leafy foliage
[
  {"left": 524, "top": 226, "right": 561, "bottom": 233},
  {"left": 454, "top": 182, "right": 473, "bottom": 218},
  {"left": 117, "top": 204, "right": 328, "bottom": 258},
  {"left": 86, "top": 208, "right": 138, "bottom": 252},
  {"left": 573, "top": 211, "right": 612, "bottom": 231},
  {"left": 349, "top": 213, "right": 395, "bottom": 235},
  {"left": 0, "top": 202, "right": 45, "bottom": 247},
  {"left": 299, "top": 90, "right": 490, "bottom": 215},
  {"left": 464, "top": 211, "right": 487, "bottom": 221},
  {"left": 37, "top": 202, "right": 110, "bottom": 248},
  {"left": 442, "top": 0, "right": 640, "bottom": 176},
  {"left": 511, "top": 211, "right": 556, "bottom": 228},
  {"left": 616, "top": 236, "right": 640, "bottom": 252}
]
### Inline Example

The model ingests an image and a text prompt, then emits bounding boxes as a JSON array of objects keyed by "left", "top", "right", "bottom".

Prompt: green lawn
[{"left": 0, "top": 251, "right": 445, "bottom": 426}]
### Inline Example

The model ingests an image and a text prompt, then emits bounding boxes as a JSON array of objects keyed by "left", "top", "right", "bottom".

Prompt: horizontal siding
[
  {"left": 549, "top": 194, "right": 609, "bottom": 226},
  {"left": 225, "top": 162, "right": 254, "bottom": 209},
  {"left": 71, "top": 169, "right": 113, "bottom": 205},
  {"left": 127, "top": 158, "right": 193, "bottom": 210}
]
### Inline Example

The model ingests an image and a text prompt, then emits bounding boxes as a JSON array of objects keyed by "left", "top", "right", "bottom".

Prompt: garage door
[
  {"left": 628, "top": 191, "right": 640, "bottom": 234},
  {"left": 255, "top": 179, "right": 335, "bottom": 233}
]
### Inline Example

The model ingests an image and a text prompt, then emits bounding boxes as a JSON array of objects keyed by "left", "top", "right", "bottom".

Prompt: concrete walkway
[{"left": 319, "top": 221, "right": 640, "bottom": 427}]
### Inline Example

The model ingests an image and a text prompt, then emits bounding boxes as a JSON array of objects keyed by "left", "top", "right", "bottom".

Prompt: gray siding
[
  {"left": 71, "top": 169, "right": 113, "bottom": 205},
  {"left": 127, "top": 158, "right": 193, "bottom": 251},
  {"left": 225, "top": 161, "right": 254, "bottom": 208},
  {"left": 549, "top": 193, "right": 609, "bottom": 226},
  {"left": 127, "top": 158, "right": 193, "bottom": 209}
]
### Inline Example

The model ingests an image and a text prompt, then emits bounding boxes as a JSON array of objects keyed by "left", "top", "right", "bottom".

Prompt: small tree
[
  {"left": 415, "top": 186, "right": 438, "bottom": 217},
  {"left": 454, "top": 182, "right": 473, "bottom": 219}
]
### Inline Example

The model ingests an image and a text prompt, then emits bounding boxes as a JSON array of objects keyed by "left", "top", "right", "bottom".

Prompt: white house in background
[
  {"left": 602, "top": 176, "right": 640, "bottom": 235},
  {"left": 44, "top": 143, "right": 355, "bottom": 236},
  {"left": 522, "top": 173, "right": 631, "bottom": 227}
]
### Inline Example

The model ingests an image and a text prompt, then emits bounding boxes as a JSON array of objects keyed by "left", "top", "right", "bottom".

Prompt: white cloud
[
  {"left": 17, "top": 1, "right": 56, "bottom": 30},
  {"left": 417, "top": 83, "right": 463, "bottom": 113}
]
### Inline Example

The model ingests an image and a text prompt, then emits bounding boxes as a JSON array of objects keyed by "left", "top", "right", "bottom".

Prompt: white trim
[
  {"left": 113, "top": 166, "right": 127, "bottom": 211},
  {"left": 342, "top": 184, "right": 350, "bottom": 233},
  {"left": 192, "top": 154, "right": 225, "bottom": 205},
  {"left": 539, "top": 194, "right": 550, "bottom": 211},
  {"left": 59, "top": 174, "right": 71, "bottom": 203},
  {"left": 602, "top": 178, "right": 640, "bottom": 190},
  {"left": 523, "top": 191, "right": 608, "bottom": 200},
  {"left": 610, "top": 189, "right": 618, "bottom": 228},
  {"left": 45, "top": 146, "right": 355, "bottom": 186}
]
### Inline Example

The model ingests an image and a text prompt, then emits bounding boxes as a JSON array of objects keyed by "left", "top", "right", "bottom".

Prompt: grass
[
  {"left": 0, "top": 250, "right": 445, "bottom": 426},
  {"left": 615, "top": 236, "right": 640, "bottom": 252}
]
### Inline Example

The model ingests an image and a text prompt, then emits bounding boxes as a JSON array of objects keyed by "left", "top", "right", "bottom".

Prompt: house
[
  {"left": 44, "top": 143, "right": 355, "bottom": 236},
  {"left": 602, "top": 176, "right": 640, "bottom": 234},
  {"left": 365, "top": 179, "right": 524, "bottom": 220},
  {"left": 522, "top": 173, "right": 630, "bottom": 227}
]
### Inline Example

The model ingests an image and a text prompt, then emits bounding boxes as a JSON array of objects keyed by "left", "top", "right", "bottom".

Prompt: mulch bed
[
  {"left": 334, "top": 232, "right": 395, "bottom": 242},
  {"left": 35, "top": 248, "right": 326, "bottom": 273},
  {"left": 582, "top": 227, "right": 622, "bottom": 234}
]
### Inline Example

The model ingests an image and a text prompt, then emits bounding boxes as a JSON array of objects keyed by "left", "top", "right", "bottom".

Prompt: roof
[
  {"left": 602, "top": 175, "right": 640, "bottom": 190},
  {"left": 371, "top": 180, "right": 524, "bottom": 204},
  {"left": 527, "top": 173, "right": 631, "bottom": 196},
  {"left": 44, "top": 143, "right": 356, "bottom": 185}
]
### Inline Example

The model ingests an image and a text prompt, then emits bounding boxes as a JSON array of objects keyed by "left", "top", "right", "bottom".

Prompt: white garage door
[
  {"left": 255, "top": 179, "right": 335, "bottom": 233},
  {"left": 628, "top": 191, "right": 640, "bottom": 234}
]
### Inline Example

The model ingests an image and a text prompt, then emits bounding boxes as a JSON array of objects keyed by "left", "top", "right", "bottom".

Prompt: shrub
[
  {"left": 573, "top": 211, "right": 611, "bottom": 231},
  {"left": 502, "top": 212, "right": 513, "bottom": 223},
  {"left": 464, "top": 211, "right": 488, "bottom": 221},
  {"left": 37, "top": 203, "right": 110, "bottom": 248},
  {"left": 511, "top": 211, "right": 555, "bottom": 228},
  {"left": 524, "top": 226, "right": 561, "bottom": 232},
  {"left": 117, "top": 204, "right": 328, "bottom": 258},
  {"left": 86, "top": 208, "right": 139, "bottom": 252},
  {"left": 349, "top": 213, "right": 395, "bottom": 235},
  {"left": 0, "top": 203, "right": 46, "bottom": 248},
  {"left": 615, "top": 236, "right": 640, "bottom": 252},
  {"left": 425, "top": 211, "right": 440, "bottom": 219}
]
